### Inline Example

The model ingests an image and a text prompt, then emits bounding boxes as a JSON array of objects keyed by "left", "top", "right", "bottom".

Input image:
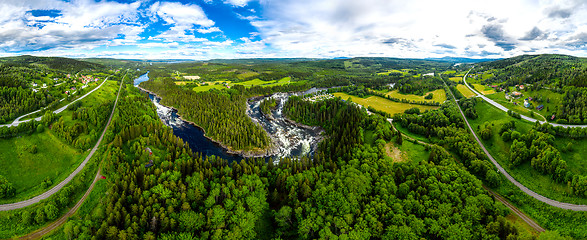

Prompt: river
[{"left": 134, "top": 73, "right": 323, "bottom": 163}]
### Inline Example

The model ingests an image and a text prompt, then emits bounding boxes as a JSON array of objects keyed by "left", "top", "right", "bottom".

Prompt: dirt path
[{"left": 19, "top": 168, "right": 103, "bottom": 240}]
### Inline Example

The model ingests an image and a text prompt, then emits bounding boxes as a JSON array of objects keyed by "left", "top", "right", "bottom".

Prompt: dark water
[
  {"left": 135, "top": 72, "right": 243, "bottom": 162},
  {"left": 134, "top": 72, "right": 322, "bottom": 163}
]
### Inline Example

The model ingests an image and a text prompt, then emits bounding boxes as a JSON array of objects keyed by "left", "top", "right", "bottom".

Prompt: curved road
[
  {"left": 388, "top": 117, "right": 545, "bottom": 232},
  {"left": 19, "top": 168, "right": 103, "bottom": 240},
  {"left": 0, "top": 74, "right": 124, "bottom": 211},
  {"left": 462, "top": 68, "right": 587, "bottom": 128},
  {"left": 0, "top": 78, "right": 109, "bottom": 128},
  {"left": 445, "top": 70, "right": 587, "bottom": 211}
]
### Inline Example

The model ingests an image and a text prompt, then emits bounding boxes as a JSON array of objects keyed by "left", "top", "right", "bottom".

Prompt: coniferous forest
[{"left": 1, "top": 55, "right": 587, "bottom": 240}]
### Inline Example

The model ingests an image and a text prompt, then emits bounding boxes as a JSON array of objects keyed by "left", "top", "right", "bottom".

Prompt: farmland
[{"left": 332, "top": 92, "right": 438, "bottom": 115}]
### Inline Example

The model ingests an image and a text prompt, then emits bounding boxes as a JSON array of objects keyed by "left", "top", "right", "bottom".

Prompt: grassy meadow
[
  {"left": 456, "top": 84, "right": 476, "bottom": 97},
  {"left": 332, "top": 92, "right": 438, "bottom": 115},
  {"left": 472, "top": 83, "right": 496, "bottom": 95},
  {"left": 385, "top": 89, "right": 446, "bottom": 103},
  {"left": 0, "top": 130, "right": 86, "bottom": 204},
  {"left": 468, "top": 99, "right": 587, "bottom": 205}
]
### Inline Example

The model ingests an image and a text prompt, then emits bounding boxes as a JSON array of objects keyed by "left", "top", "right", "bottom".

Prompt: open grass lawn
[
  {"left": 449, "top": 77, "right": 462, "bottom": 82},
  {"left": 484, "top": 92, "right": 547, "bottom": 122},
  {"left": 399, "top": 140, "right": 429, "bottom": 163},
  {"left": 522, "top": 89, "right": 563, "bottom": 120},
  {"left": 377, "top": 69, "right": 406, "bottom": 75},
  {"left": 0, "top": 80, "right": 117, "bottom": 204},
  {"left": 174, "top": 81, "right": 193, "bottom": 85},
  {"left": 472, "top": 83, "right": 496, "bottom": 95},
  {"left": 0, "top": 130, "right": 85, "bottom": 204},
  {"left": 385, "top": 89, "right": 446, "bottom": 103},
  {"left": 193, "top": 77, "right": 294, "bottom": 92},
  {"left": 236, "top": 71, "right": 259, "bottom": 79},
  {"left": 332, "top": 92, "right": 438, "bottom": 115},
  {"left": 193, "top": 84, "right": 227, "bottom": 92},
  {"left": 468, "top": 100, "right": 587, "bottom": 205},
  {"left": 456, "top": 84, "right": 476, "bottom": 97},
  {"left": 385, "top": 140, "right": 429, "bottom": 163},
  {"left": 555, "top": 137, "right": 587, "bottom": 176}
]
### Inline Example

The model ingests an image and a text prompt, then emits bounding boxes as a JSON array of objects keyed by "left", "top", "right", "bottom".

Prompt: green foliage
[
  {"left": 0, "top": 175, "right": 15, "bottom": 199},
  {"left": 259, "top": 97, "right": 277, "bottom": 116},
  {"left": 404, "top": 107, "right": 420, "bottom": 115}
]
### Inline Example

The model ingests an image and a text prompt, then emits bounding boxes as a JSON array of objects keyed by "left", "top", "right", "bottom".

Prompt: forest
[
  {"left": 2, "top": 55, "right": 586, "bottom": 239},
  {"left": 46, "top": 80, "right": 536, "bottom": 240},
  {"left": 476, "top": 54, "right": 587, "bottom": 124}
]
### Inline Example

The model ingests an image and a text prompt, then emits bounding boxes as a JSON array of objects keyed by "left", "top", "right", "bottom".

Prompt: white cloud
[
  {"left": 0, "top": 0, "right": 142, "bottom": 52},
  {"left": 224, "top": 0, "right": 253, "bottom": 8},
  {"left": 149, "top": 2, "right": 214, "bottom": 27},
  {"left": 247, "top": 0, "right": 587, "bottom": 58},
  {"left": 149, "top": 2, "right": 221, "bottom": 43},
  {"left": 197, "top": 27, "right": 222, "bottom": 34}
]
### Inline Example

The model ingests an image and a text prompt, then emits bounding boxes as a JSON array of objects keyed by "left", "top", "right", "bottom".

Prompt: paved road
[
  {"left": 462, "top": 68, "right": 587, "bottom": 128},
  {"left": 446, "top": 69, "right": 587, "bottom": 211},
  {"left": 0, "top": 75, "right": 123, "bottom": 211},
  {"left": 0, "top": 78, "right": 109, "bottom": 128},
  {"left": 388, "top": 117, "right": 545, "bottom": 231},
  {"left": 19, "top": 168, "right": 103, "bottom": 240}
]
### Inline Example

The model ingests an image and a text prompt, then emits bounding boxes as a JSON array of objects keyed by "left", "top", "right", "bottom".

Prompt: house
[
  {"left": 524, "top": 100, "right": 531, "bottom": 108},
  {"left": 536, "top": 104, "right": 544, "bottom": 111},
  {"left": 519, "top": 85, "right": 525, "bottom": 90},
  {"left": 42, "top": 83, "right": 47, "bottom": 88},
  {"left": 551, "top": 114, "right": 556, "bottom": 120},
  {"left": 32, "top": 82, "right": 37, "bottom": 87},
  {"left": 511, "top": 91, "right": 522, "bottom": 98}
]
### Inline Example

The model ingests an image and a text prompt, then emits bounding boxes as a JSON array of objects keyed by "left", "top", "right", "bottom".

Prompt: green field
[
  {"left": 472, "top": 83, "right": 496, "bottom": 95},
  {"left": 333, "top": 92, "right": 438, "bottom": 115},
  {"left": 468, "top": 99, "right": 587, "bottom": 205},
  {"left": 555, "top": 137, "right": 587, "bottom": 176},
  {"left": 449, "top": 76, "right": 462, "bottom": 82},
  {"left": 484, "top": 91, "right": 547, "bottom": 121},
  {"left": 192, "top": 77, "right": 293, "bottom": 92},
  {"left": 0, "top": 130, "right": 85, "bottom": 204},
  {"left": 456, "top": 84, "right": 476, "bottom": 97},
  {"left": 0, "top": 80, "right": 117, "bottom": 204},
  {"left": 193, "top": 84, "right": 227, "bottom": 92},
  {"left": 236, "top": 71, "right": 260, "bottom": 79},
  {"left": 385, "top": 89, "right": 446, "bottom": 103},
  {"left": 377, "top": 69, "right": 406, "bottom": 75}
]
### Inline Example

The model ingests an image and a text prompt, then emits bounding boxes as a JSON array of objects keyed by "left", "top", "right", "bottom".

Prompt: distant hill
[
  {"left": 208, "top": 58, "right": 321, "bottom": 64},
  {"left": 477, "top": 54, "right": 587, "bottom": 87},
  {"left": 425, "top": 57, "right": 501, "bottom": 63},
  {"left": 0, "top": 55, "right": 103, "bottom": 72}
]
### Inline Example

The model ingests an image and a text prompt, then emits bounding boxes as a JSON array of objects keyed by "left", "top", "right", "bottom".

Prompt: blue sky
[{"left": 0, "top": 0, "right": 586, "bottom": 59}]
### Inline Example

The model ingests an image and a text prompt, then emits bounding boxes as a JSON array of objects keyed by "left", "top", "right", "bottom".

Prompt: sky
[{"left": 0, "top": 0, "right": 586, "bottom": 60}]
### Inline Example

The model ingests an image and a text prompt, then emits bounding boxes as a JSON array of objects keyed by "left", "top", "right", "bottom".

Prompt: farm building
[{"left": 536, "top": 105, "right": 544, "bottom": 111}]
